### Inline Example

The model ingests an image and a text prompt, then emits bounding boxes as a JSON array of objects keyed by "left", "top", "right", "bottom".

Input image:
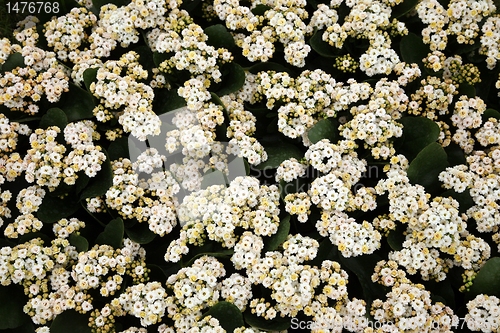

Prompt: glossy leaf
[
  {"left": 483, "top": 108, "right": 500, "bottom": 121},
  {"left": 125, "top": 222, "right": 157, "bottom": 244},
  {"left": 0, "top": 286, "right": 29, "bottom": 329},
  {"left": 59, "top": 83, "right": 95, "bottom": 122},
  {"left": 407, "top": 142, "right": 449, "bottom": 192},
  {"left": 392, "top": 0, "right": 420, "bottom": 18},
  {"left": 201, "top": 170, "right": 228, "bottom": 189},
  {"left": 441, "top": 189, "right": 475, "bottom": 214},
  {"left": 215, "top": 62, "right": 246, "bottom": 96},
  {"left": 397, "top": 116, "right": 440, "bottom": 160},
  {"left": 339, "top": 253, "right": 387, "bottom": 305},
  {"left": 399, "top": 33, "right": 429, "bottom": 68},
  {"left": 251, "top": 4, "right": 271, "bottom": 15},
  {"left": 247, "top": 62, "right": 293, "bottom": 74},
  {"left": 108, "top": 136, "right": 130, "bottom": 160},
  {"left": 468, "top": 257, "right": 500, "bottom": 298},
  {"left": 310, "top": 29, "right": 339, "bottom": 57},
  {"left": 50, "top": 310, "right": 92, "bottom": 333},
  {"left": 37, "top": 195, "right": 80, "bottom": 224},
  {"left": 153, "top": 89, "right": 186, "bottom": 115},
  {"left": 387, "top": 223, "right": 406, "bottom": 251},
  {"left": 92, "top": 0, "right": 129, "bottom": 10},
  {"left": 307, "top": 118, "right": 338, "bottom": 144},
  {"left": 95, "top": 218, "right": 124, "bottom": 248},
  {"left": 83, "top": 67, "right": 98, "bottom": 92},
  {"left": 79, "top": 149, "right": 112, "bottom": 201},
  {"left": 205, "top": 24, "right": 236, "bottom": 50},
  {"left": 203, "top": 301, "right": 244, "bottom": 332},
  {"left": 255, "top": 142, "right": 303, "bottom": 170},
  {"left": 244, "top": 312, "right": 291, "bottom": 331},
  {"left": 1, "top": 53, "right": 25, "bottom": 72},
  {"left": 264, "top": 215, "right": 291, "bottom": 251},
  {"left": 69, "top": 233, "right": 89, "bottom": 252},
  {"left": 40, "top": 108, "right": 68, "bottom": 129}
]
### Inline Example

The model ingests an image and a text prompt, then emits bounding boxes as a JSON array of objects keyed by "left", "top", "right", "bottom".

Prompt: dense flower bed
[{"left": 1, "top": 0, "right": 500, "bottom": 332}]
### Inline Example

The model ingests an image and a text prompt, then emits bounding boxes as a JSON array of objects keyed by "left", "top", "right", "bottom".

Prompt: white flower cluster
[
  {"left": 24, "top": 125, "right": 106, "bottom": 190},
  {"left": 0, "top": 113, "right": 31, "bottom": 154},
  {"left": 100, "top": 158, "right": 179, "bottom": 236},
  {"left": 165, "top": 256, "right": 225, "bottom": 329},
  {"left": 465, "top": 294, "right": 500, "bottom": 332},
  {"left": 43, "top": 7, "right": 97, "bottom": 62},
  {"left": 476, "top": 118, "right": 500, "bottom": 147},
  {"left": 72, "top": 239, "right": 148, "bottom": 296},
  {"left": 439, "top": 164, "right": 474, "bottom": 193},
  {"left": 317, "top": 210, "right": 381, "bottom": 257},
  {"left": 89, "top": 51, "right": 160, "bottom": 141},
  {"left": 451, "top": 96, "right": 485, "bottom": 130},
  {"left": 215, "top": 0, "right": 310, "bottom": 66},
  {"left": 276, "top": 158, "right": 307, "bottom": 183},
  {"left": 116, "top": 282, "right": 168, "bottom": 326},
  {"left": 371, "top": 281, "right": 459, "bottom": 332},
  {"left": 4, "top": 214, "right": 43, "bottom": 239},
  {"left": 284, "top": 192, "right": 311, "bottom": 223},
  {"left": 166, "top": 176, "right": 280, "bottom": 261},
  {"left": 151, "top": 13, "right": 232, "bottom": 86},
  {"left": 0, "top": 43, "right": 69, "bottom": 114},
  {"left": 52, "top": 218, "right": 86, "bottom": 239},
  {"left": 16, "top": 185, "right": 45, "bottom": 215},
  {"left": 481, "top": 15, "right": 500, "bottom": 69},
  {"left": 221, "top": 273, "right": 253, "bottom": 311},
  {"left": 340, "top": 79, "right": 405, "bottom": 159}
]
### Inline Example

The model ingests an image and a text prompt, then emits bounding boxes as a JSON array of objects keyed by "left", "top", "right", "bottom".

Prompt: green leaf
[
  {"left": 180, "top": 0, "right": 202, "bottom": 12},
  {"left": 59, "top": 83, "right": 95, "bottom": 122},
  {"left": 39, "top": 108, "right": 68, "bottom": 129},
  {"left": 1, "top": 53, "right": 25, "bottom": 72},
  {"left": 50, "top": 310, "right": 92, "bottom": 333},
  {"left": 392, "top": 0, "right": 420, "bottom": 18},
  {"left": 310, "top": 29, "right": 340, "bottom": 56},
  {"left": 458, "top": 84, "right": 476, "bottom": 98},
  {"left": 441, "top": 189, "right": 475, "bottom": 213},
  {"left": 153, "top": 89, "right": 186, "bottom": 115},
  {"left": 444, "top": 143, "right": 466, "bottom": 166},
  {"left": 83, "top": 67, "right": 98, "bottom": 93},
  {"left": 0, "top": 321, "right": 36, "bottom": 333},
  {"left": 468, "top": 257, "right": 500, "bottom": 298},
  {"left": 251, "top": 4, "right": 271, "bottom": 15},
  {"left": 69, "top": 234, "right": 89, "bottom": 252},
  {"left": 307, "top": 118, "right": 338, "bottom": 144},
  {"left": 387, "top": 223, "right": 406, "bottom": 251},
  {"left": 264, "top": 215, "right": 290, "bottom": 251},
  {"left": 396, "top": 116, "right": 440, "bottom": 160},
  {"left": 215, "top": 62, "right": 246, "bottom": 96},
  {"left": 339, "top": 253, "right": 387, "bottom": 305},
  {"left": 201, "top": 170, "right": 228, "bottom": 189},
  {"left": 125, "top": 222, "right": 157, "bottom": 244},
  {"left": 0, "top": 286, "right": 29, "bottom": 329},
  {"left": 92, "top": 0, "right": 129, "bottom": 10},
  {"left": 95, "top": 218, "right": 124, "bottom": 248},
  {"left": 247, "top": 62, "right": 292, "bottom": 74},
  {"left": 203, "top": 302, "right": 244, "bottom": 332},
  {"left": 108, "top": 136, "right": 130, "bottom": 160},
  {"left": 244, "top": 312, "right": 291, "bottom": 331},
  {"left": 153, "top": 51, "right": 170, "bottom": 67},
  {"left": 399, "top": 33, "right": 429, "bottom": 68},
  {"left": 483, "top": 108, "right": 500, "bottom": 121},
  {"left": 205, "top": 24, "right": 236, "bottom": 50},
  {"left": 407, "top": 142, "right": 449, "bottom": 192},
  {"left": 37, "top": 195, "right": 80, "bottom": 224},
  {"left": 79, "top": 149, "right": 112, "bottom": 201},
  {"left": 255, "top": 142, "right": 303, "bottom": 170}
]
